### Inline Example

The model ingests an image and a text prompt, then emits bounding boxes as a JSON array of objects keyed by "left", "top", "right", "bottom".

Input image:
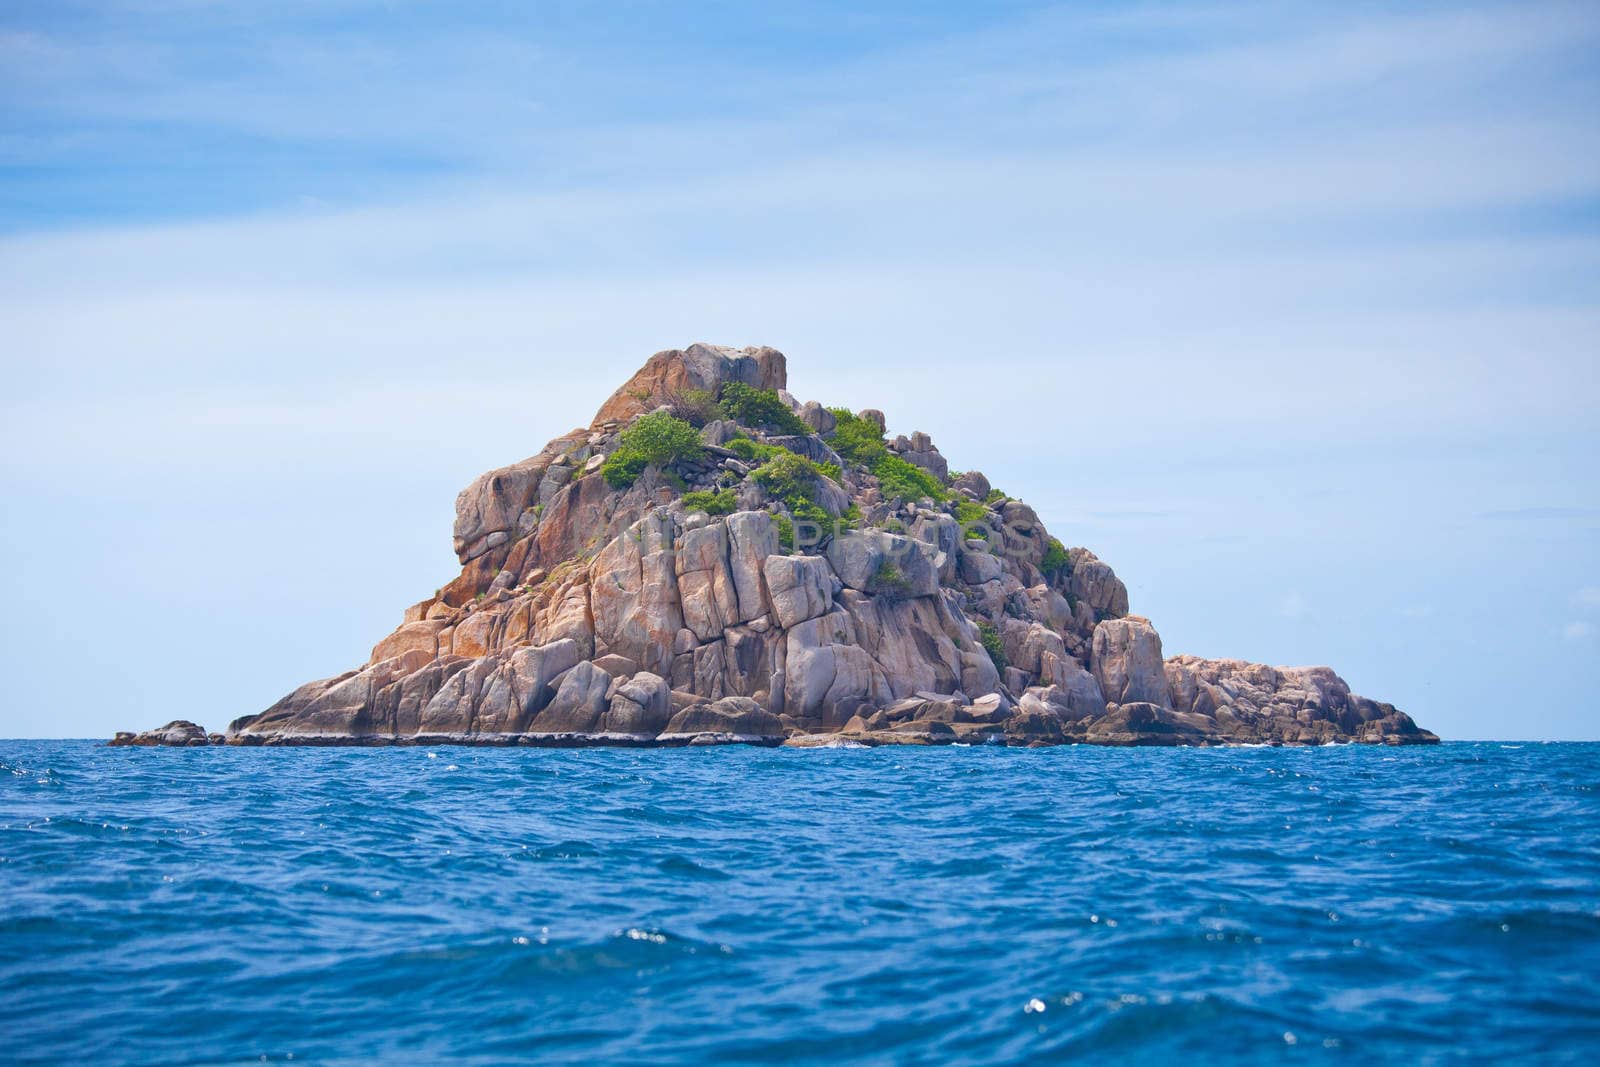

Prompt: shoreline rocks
[{"left": 115, "top": 343, "right": 1437, "bottom": 750}]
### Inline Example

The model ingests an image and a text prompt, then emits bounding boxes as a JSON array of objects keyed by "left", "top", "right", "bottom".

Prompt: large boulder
[
  {"left": 1070, "top": 549, "right": 1129, "bottom": 617},
  {"left": 763, "top": 554, "right": 836, "bottom": 629},
  {"left": 661, "top": 696, "right": 786, "bottom": 741},
  {"left": 601, "top": 671, "right": 673, "bottom": 735},
  {"left": 529, "top": 661, "right": 612, "bottom": 733},
  {"left": 109, "top": 720, "right": 212, "bottom": 747},
  {"left": 472, "top": 640, "right": 583, "bottom": 733},
  {"left": 675, "top": 522, "right": 739, "bottom": 641},
  {"left": 452, "top": 457, "right": 549, "bottom": 563},
  {"left": 783, "top": 609, "right": 889, "bottom": 725},
  {"left": 592, "top": 343, "right": 787, "bottom": 426},
  {"left": 1091, "top": 616, "right": 1172, "bottom": 708},
  {"left": 589, "top": 511, "right": 681, "bottom": 674},
  {"left": 891, "top": 431, "right": 948, "bottom": 481},
  {"left": 827, "top": 530, "right": 942, "bottom": 598},
  {"left": 1084, "top": 702, "right": 1213, "bottom": 746},
  {"left": 725, "top": 511, "right": 778, "bottom": 622},
  {"left": 1018, "top": 662, "right": 1106, "bottom": 722}
]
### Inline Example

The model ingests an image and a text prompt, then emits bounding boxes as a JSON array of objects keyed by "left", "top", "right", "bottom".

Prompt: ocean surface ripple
[{"left": 2, "top": 740, "right": 1597, "bottom": 1065}]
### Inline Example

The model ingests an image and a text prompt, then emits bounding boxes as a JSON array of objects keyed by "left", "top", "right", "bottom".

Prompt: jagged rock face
[{"left": 139, "top": 342, "right": 1433, "bottom": 749}]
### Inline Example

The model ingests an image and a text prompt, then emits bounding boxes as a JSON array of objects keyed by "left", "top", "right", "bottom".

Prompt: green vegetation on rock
[
  {"left": 752, "top": 451, "right": 825, "bottom": 501},
  {"left": 682, "top": 488, "right": 738, "bottom": 515},
  {"left": 725, "top": 436, "right": 782, "bottom": 464},
  {"left": 873, "top": 559, "right": 911, "bottom": 595},
  {"left": 826, "top": 408, "right": 888, "bottom": 467},
  {"left": 826, "top": 407, "right": 947, "bottom": 503},
  {"left": 1041, "top": 537, "right": 1071, "bottom": 579},
  {"left": 718, "top": 383, "right": 812, "bottom": 436},
  {"left": 977, "top": 621, "right": 1007, "bottom": 673},
  {"left": 602, "top": 411, "right": 703, "bottom": 489},
  {"left": 953, "top": 499, "right": 989, "bottom": 527},
  {"left": 875, "top": 454, "right": 946, "bottom": 503}
]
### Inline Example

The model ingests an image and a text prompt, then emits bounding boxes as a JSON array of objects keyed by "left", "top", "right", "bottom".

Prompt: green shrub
[
  {"left": 817, "top": 461, "right": 844, "bottom": 484},
  {"left": 601, "top": 411, "right": 703, "bottom": 489},
  {"left": 725, "top": 435, "right": 782, "bottom": 464},
  {"left": 752, "top": 451, "right": 825, "bottom": 501},
  {"left": 682, "top": 488, "right": 738, "bottom": 515},
  {"left": 621, "top": 411, "right": 703, "bottom": 465},
  {"left": 826, "top": 407, "right": 888, "bottom": 468},
  {"left": 985, "top": 488, "right": 1008, "bottom": 505},
  {"left": 600, "top": 451, "right": 648, "bottom": 489},
  {"left": 718, "top": 383, "right": 812, "bottom": 436},
  {"left": 826, "top": 408, "right": 945, "bottom": 502},
  {"left": 749, "top": 452, "right": 857, "bottom": 551},
  {"left": 977, "top": 621, "right": 1007, "bottom": 673},
  {"left": 953, "top": 499, "right": 988, "bottom": 527},
  {"left": 1040, "top": 537, "right": 1070, "bottom": 578},
  {"left": 873, "top": 559, "right": 911, "bottom": 595},
  {"left": 875, "top": 454, "right": 946, "bottom": 503}
]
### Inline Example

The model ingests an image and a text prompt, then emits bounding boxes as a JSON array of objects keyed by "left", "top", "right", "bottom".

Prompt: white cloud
[
  {"left": 1563, "top": 621, "right": 1597, "bottom": 641},
  {"left": 1574, "top": 587, "right": 1600, "bottom": 609}
]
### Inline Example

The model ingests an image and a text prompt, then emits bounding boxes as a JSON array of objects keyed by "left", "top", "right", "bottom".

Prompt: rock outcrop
[{"left": 117, "top": 343, "right": 1436, "bottom": 748}]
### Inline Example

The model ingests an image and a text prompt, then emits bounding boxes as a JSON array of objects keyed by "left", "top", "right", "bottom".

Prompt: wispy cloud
[
  {"left": 1, "top": 0, "right": 1598, "bottom": 740},
  {"left": 1482, "top": 507, "right": 1600, "bottom": 521}
]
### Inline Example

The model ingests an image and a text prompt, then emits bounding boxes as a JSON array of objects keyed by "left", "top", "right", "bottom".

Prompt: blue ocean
[{"left": 2, "top": 741, "right": 1596, "bottom": 1065}]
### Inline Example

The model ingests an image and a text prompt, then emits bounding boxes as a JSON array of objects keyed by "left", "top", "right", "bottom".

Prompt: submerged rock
[{"left": 118, "top": 342, "right": 1436, "bottom": 748}]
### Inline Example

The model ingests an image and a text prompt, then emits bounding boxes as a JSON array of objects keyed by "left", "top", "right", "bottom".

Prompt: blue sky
[{"left": 1, "top": 0, "right": 1597, "bottom": 739}]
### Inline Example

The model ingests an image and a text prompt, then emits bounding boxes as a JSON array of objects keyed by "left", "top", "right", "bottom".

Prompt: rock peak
[{"left": 592, "top": 343, "right": 787, "bottom": 428}]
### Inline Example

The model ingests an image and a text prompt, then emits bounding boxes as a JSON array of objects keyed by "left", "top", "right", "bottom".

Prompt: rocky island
[{"left": 114, "top": 344, "right": 1436, "bottom": 749}]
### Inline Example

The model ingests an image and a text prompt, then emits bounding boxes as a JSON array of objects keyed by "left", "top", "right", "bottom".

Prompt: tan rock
[
  {"left": 589, "top": 511, "right": 680, "bottom": 674},
  {"left": 591, "top": 343, "right": 787, "bottom": 427},
  {"left": 1091, "top": 616, "right": 1172, "bottom": 708},
  {"left": 370, "top": 620, "right": 447, "bottom": 665},
  {"left": 675, "top": 521, "right": 739, "bottom": 641},
  {"left": 762, "top": 554, "right": 835, "bottom": 629}
]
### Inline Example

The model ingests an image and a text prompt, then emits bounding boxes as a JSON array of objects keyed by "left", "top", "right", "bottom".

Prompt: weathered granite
[{"left": 119, "top": 343, "right": 1436, "bottom": 749}]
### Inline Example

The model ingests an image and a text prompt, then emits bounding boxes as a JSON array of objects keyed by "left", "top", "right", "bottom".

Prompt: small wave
[{"left": 1, "top": 738, "right": 1597, "bottom": 1065}]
